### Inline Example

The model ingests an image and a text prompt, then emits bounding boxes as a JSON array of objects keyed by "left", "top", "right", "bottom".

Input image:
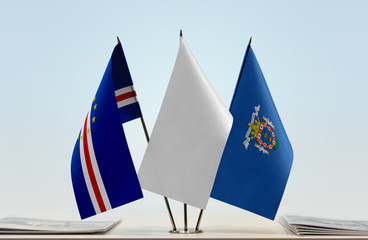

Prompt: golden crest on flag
[{"left": 243, "top": 105, "right": 279, "bottom": 155}]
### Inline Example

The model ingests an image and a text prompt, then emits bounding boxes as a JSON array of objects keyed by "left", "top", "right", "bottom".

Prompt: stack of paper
[
  {"left": 0, "top": 216, "right": 119, "bottom": 234},
  {"left": 280, "top": 215, "right": 368, "bottom": 236}
]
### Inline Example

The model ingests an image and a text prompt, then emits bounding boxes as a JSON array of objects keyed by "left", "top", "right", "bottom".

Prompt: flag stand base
[
  {"left": 169, "top": 229, "right": 203, "bottom": 234},
  {"left": 168, "top": 204, "right": 204, "bottom": 234}
]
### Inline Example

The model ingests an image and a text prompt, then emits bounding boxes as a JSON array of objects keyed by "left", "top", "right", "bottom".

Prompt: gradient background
[{"left": 0, "top": 0, "right": 367, "bottom": 223}]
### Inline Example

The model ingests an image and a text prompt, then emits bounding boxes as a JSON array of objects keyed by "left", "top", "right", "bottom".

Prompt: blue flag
[
  {"left": 211, "top": 44, "right": 293, "bottom": 220},
  {"left": 71, "top": 43, "right": 143, "bottom": 219}
]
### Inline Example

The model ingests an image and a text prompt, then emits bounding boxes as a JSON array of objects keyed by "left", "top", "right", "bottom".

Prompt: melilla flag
[
  {"left": 138, "top": 35, "right": 233, "bottom": 209},
  {"left": 211, "top": 41, "right": 293, "bottom": 220},
  {"left": 71, "top": 41, "right": 143, "bottom": 219}
]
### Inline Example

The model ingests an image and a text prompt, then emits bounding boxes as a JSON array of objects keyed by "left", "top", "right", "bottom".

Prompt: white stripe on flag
[
  {"left": 114, "top": 85, "right": 134, "bottom": 96},
  {"left": 79, "top": 112, "right": 100, "bottom": 215},
  {"left": 86, "top": 112, "right": 112, "bottom": 211},
  {"left": 117, "top": 97, "right": 138, "bottom": 108}
]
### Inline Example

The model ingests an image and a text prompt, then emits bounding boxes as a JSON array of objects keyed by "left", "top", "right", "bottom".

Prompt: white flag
[{"left": 138, "top": 37, "right": 232, "bottom": 209}]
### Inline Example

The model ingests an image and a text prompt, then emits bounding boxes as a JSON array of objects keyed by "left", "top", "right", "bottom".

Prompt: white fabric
[
  {"left": 116, "top": 97, "right": 137, "bottom": 108},
  {"left": 79, "top": 112, "right": 112, "bottom": 214},
  {"left": 114, "top": 85, "right": 134, "bottom": 96},
  {"left": 85, "top": 112, "right": 112, "bottom": 211},
  {"left": 79, "top": 113, "right": 100, "bottom": 214},
  {"left": 138, "top": 38, "right": 232, "bottom": 209}
]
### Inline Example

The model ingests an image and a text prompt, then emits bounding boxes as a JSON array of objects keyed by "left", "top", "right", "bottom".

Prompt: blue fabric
[
  {"left": 111, "top": 44, "right": 142, "bottom": 123},
  {"left": 71, "top": 44, "right": 143, "bottom": 219},
  {"left": 211, "top": 46, "right": 293, "bottom": 220}
]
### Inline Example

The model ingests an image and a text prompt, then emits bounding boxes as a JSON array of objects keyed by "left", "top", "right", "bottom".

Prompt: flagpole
[
  {"left": 116, "top": 36, "right": 177, "bottom": 232},
  {"left": 180, "top": 29, "right": 190, "bottom": 233},
  {"left": 229, "top": 36, "right": 253, "bottom": 110},
  {"left": 139, "top": 117, "right": 177, "bottom": 232},
  {"left": 139, "top": 117, "right": 177, "bottom": 231},
  {"left": 164, "top": 195, "right": 177, "bottom": 231},
  {"left": 179, "top": 29, "right": 204, "bottom": 234},
  {"left": 195, "top": 209, "right": 203, "bottom": 231},
  {"left": 184, "top": 203, "right": 188, "bottom": 232}
]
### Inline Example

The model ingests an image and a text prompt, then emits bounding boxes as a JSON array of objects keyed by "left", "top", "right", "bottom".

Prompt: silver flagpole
[
  {"left": 195, "top": 209, "right": 203, "bottom": 231},
  {"left": 164, "top": 195, "right": 177, "bottom": 231},
  {"left": 175, "top": 30, "right": 203, "bottom": 234},
  {"left": 139, "top": 116, "right": 177, "bottom": 231},
  {"left": 116, "top": 36, "right": 177, "bottom": 232},
  {"left": 184, "top": 203, "right": 188, "bottom": 232}
]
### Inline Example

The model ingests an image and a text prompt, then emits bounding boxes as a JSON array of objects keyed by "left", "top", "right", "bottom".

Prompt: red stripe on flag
[
  {"left": 82, "top": 113, "right": 106, "bottom": 213},
  {"left": 116, "top": 91, "right": 136, "bottom": 102}
]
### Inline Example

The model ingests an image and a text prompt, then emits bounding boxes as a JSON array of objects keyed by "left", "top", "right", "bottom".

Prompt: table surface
[{"left": 0, "top": 213, "right": 367, "bottom": 240}]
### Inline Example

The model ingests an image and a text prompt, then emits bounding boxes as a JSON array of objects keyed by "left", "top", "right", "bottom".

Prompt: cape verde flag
[
  {"left": 71, "top": 42, "right": 143, "bottom": 219},
  {"left": 211, "top": 42, "right": 293, "bottom": 220}
]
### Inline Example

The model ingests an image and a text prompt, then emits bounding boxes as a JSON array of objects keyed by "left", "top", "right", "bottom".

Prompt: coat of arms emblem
[{"left": 243, "top": 105, "right": 279, "bottom": 155}]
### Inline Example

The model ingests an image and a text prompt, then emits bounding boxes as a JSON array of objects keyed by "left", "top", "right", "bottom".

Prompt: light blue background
[{"left": 0, "top": 0, "right": 367, "bottom": 222}]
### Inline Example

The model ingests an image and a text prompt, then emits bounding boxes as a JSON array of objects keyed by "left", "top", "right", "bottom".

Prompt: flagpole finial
[
  {"left": 117, "top": 36, "right": 121, "bottom": 44},
  {"left": 248, "top": 37, "right": 252, "bottom": 46},
  {"left": 180, "top": 29, "right": 183, "bottom": 37}
]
